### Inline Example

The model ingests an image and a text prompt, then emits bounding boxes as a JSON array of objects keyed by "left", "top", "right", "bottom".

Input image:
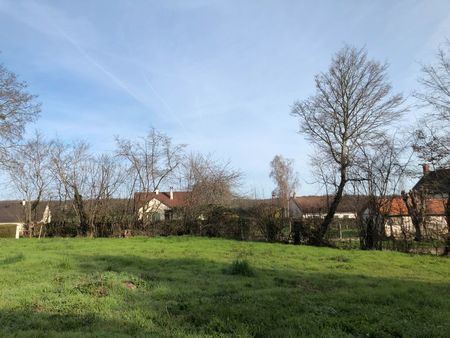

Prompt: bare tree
[
  {"left": 310, "top": 150, "right": 338, "bottom": 199},
  {"left": 182, "top": 152, "right": 242, "bottom": 228},
  {"left": 83, "top": 154, "right": 126, "bottom": 237},
  {"left": 413, "top": 40, "right": 450, "bottom": 253},
  {"left": 116, "top": 127, "right": 185, "bottom": 193},
  {"left": 0, "top": 61, "right": 40, "bottom": 161},
  {"left": 5, "top": 131, "right": 52, "bottom": 234},
  {"left": 356, "top": 136, "right": 411, "bottom": 249},
  {"left": 415, "top": 40, "right": 450, "bottom": 122},
  {"left": 291, "top": 45, "right": 405, "bottom": 244},
  {"left": 401, "top": 189, "right": 427, "bottom": 242},
  {"left": 269, "top": 155, "right": 298, "bottom": 232},
  {"left": 50, "top": 140, "right": 91, "bottom": 235}
]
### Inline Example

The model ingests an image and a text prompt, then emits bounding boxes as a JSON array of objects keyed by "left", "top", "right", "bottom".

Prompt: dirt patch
[{"left": 123, "top": 281, "right": 137, "bottom": 290}]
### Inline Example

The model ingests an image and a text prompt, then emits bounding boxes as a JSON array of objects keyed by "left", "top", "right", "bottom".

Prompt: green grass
[
  {"left": 0, "top": 237, "right": 449, "bottom": 337},
  {"left": 0, "top": 224, "right": 17, "bottom": 238}
]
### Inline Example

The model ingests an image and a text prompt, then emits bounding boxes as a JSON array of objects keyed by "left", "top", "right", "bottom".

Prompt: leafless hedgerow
[
  {"left": 292, "top": 45, "right": 406, "bottom": 245},
  {"left": 50, "top": 140, "right": 128, "bottom": 237}
]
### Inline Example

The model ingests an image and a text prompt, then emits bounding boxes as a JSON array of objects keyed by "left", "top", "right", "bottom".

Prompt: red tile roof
[
  {"left": 381, "top": 197, "right": 446, "bottom": 216},
  {"left": 134, "top": 191, "right": 190, "bottom": 208}
]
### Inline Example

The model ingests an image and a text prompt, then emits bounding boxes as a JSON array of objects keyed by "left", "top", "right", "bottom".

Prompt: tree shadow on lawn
[
  {"left": 2, "top": 254, "right": 450, "bottom": 337},
  {"left": 0, "top": 308, "right": 155, "bottom": 338}
]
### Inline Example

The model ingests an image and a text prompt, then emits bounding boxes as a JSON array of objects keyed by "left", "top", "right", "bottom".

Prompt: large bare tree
[
  {"left": 292, "top": 45, "right": 405, "bottom": 244},
  {"left": 0, "top": 61, "right": 40, "bottom": 161},
  {"left": 116, "top": 127, "right": 185, "bottom": 193}
]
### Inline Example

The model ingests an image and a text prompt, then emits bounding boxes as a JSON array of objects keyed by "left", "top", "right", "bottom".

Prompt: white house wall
[
  {"left": 139, "top": 198, "right": 170, "bottom": 221},
  {"left": 302, "top": 212, "right": 356, "bottom": 219},
  {"left": 385, "top": 216, "right": 448, "bottom": 239}
]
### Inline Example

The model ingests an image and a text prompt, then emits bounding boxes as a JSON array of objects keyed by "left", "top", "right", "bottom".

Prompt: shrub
[{"left": 224, "top": 259, "right": 254, "bottom": 277}]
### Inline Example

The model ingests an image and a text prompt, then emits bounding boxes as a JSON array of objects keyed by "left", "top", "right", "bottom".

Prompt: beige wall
[
  {"left": 138, "top": 198, "right": 170, "bottom": 221},
  {"left": 385, "top": 216, "right": 448, "bottom": 239}
]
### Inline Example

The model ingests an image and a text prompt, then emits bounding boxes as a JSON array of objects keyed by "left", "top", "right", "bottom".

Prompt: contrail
[
  {"left": 57, "top": 27, "right": 190, "bottom": 138},
  {"left": 57, "top": 28, "right": 144, "bottom": 104},
  {"left": 143, "top": 74, "right": 190, "bottom": 137}
]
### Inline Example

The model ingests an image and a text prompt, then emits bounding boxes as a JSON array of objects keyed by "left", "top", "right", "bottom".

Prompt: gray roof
[
  {"left": 0, "top": 201, "right": 24, "bottom": 223},
  {"left": 413, "top": 169, "right": 450, "bottom": 196}
]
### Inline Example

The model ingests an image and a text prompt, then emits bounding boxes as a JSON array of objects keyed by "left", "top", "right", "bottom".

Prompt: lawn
[{"left": 0, "top": 237, "right": 449, "bottom": 337}]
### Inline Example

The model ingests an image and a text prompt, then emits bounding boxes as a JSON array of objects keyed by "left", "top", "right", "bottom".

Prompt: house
[
  {"left": 289, "top": 195, "right": 364, "bottom": 219},
  {"left": 413, "top": 164, "right": 450, "bottom": 197},
  {"left": 363, "top": 165, "right": 449, "bottom": 239},
  {"left": 0, "top": 201, "right": 25, "bottom": 238},
  {"left": 134, "top": 188, "right": 189, "bottom": 221},
  {"left": 380, "top": 196, "right": 447, "bottom": 238},
  {"left": 0, "top": 201, "right": 52, "bottom": 238}
]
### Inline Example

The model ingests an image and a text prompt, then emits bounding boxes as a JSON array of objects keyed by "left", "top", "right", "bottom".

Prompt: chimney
[
  {"left": 170, "top": 187, "right": 174, "bottom": 200},
  {"left": 155, "top": 188, "right": 159, "bottom": 195},
  {"left": 422, "top": 164, "right": 430, "bottom": 175}
]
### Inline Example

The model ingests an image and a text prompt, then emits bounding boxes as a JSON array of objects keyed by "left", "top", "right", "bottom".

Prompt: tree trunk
[
  {"left": 401, "top": 191, "right": 423, "bottom": 242},
  {"left": 316, "top": 175, "right": 346, "bottom": 245},
  {"left": 445, "top": 194, "right": 450, "bottom": 256},
  {"left": 292, "top": 220, "right": 301, "bottom": 245},
  {"left": 73, "top": 187, "right": 88, "bottom": 236}
]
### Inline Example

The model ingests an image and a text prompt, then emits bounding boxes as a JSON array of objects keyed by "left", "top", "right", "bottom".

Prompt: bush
[
  {"left": 224, "top": 259, "right": 254, "bottom": 277},
  {"left": 158, "top": 220, "right": 186, "bottom": 236},
  {"left": 249, "top": 204, "right": 286, "bottom": 242},
  {"left": 45, "top": 221, "right": 78, "bottom": 237}
]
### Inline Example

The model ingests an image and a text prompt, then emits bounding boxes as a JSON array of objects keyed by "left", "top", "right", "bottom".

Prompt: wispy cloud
[
  {"left": 143, "top": 74, "right": 189, "bottom": 137},
  {"left": 0, "top": 0, "right": 188, "bottom": 133}
]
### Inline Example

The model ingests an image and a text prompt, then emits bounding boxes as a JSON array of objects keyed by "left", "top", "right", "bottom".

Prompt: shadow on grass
[
  {"left": 0, "top": 252, "right": 25, "bottom": 265},
  {"left": 0, "top": 308, "right": 180, "bottom": 338},
  {"left": 2, "top": 253, "right": 450, "bottom": 337}
]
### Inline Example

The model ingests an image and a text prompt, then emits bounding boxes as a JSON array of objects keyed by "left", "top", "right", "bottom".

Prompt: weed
[
  {"left": 224, "top": 259, "right": 254, "bottom": 277},
  {"left": 329, "top": 255, "right": 351, "bottom": 262},
  {"left": 75, "top": 273, "right": 110, "bottom": 297}
]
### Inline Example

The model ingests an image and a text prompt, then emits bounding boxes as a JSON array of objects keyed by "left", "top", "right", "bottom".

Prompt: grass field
[{"left": 0, "top": 237, "right": 449, "bottom": 337}]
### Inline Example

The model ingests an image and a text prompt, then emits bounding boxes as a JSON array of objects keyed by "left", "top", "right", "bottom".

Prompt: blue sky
[{"left": 0, "top": 0, "right": 449, "bottom": 198}]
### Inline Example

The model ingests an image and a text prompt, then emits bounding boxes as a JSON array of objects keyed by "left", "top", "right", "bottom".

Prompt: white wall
[
  {"left": 138, "top": 199, "right": 170, "bottom": 221},
  {"left": 385, "top": 216, "right": 448, "bottom": 238}
]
